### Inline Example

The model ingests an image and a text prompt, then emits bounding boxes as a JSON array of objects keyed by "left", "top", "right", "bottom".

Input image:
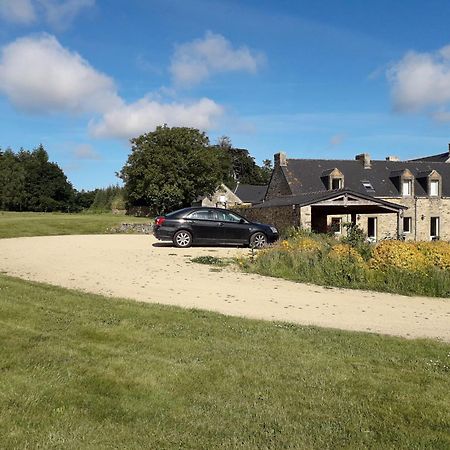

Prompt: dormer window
[
  {"left": 402, "top": 179, "right": 412, "bottom": 196},
  {"left": 417, "top": 169, "right": 441, "bottom": 197},
  {"left": 322, "top": 168, "right": 344, "bottom": 190},
  {"left": 391, "top": 169, "right": 414, "bottom": 197},
  {"left": 430, "top": 180, "right": 439, "bottom": 196}
]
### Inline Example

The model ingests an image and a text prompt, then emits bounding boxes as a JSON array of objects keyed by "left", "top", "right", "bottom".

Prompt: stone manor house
[{"left": 239, "top": 145, "right": 450, "bottom": 241}]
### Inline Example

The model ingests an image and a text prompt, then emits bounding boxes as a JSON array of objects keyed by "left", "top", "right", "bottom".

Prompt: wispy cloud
[
  {"left": 0, "top": 0, "right": 94, "bottom": 29},
  {"left": 0, "top": 0, "right": 36, "bottom": 24},
  {"left": 73, "top": 143, "right": 101, "bottom": 160},
  {"left": 38, "top": 0, "right": 95, "bottom": 30},
  {"left": 329, "top": 133, "right": 346, "bottom": 146},
  {"left": 170, "top": 31, "right": 265, "bottom": 87}
]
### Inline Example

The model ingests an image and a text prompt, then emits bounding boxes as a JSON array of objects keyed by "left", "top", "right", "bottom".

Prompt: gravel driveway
[{"left": 0, "top": 234, "right": 449, "bottom": 341}]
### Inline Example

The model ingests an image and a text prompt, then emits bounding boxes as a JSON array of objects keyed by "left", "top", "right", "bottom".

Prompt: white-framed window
[
  {"left": 430, "top": 180, "right": 439, "bottom": 197},
  {"left": 368, "top": 217, "right": 377, "bottom": 240},
  {"left": 403, "top": 217, "right": 412, "bottom": 234},
  {"left": 330, "top": 217, "right": 342, "bottom": 234},
  {"left": 402, "top": 179, "right": 413, "bottom": 196},
  {"left": 430, "top": 217, "right": 440, "bottom": 240}
]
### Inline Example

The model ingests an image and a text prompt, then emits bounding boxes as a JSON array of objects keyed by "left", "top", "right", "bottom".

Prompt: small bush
[{"left": 192, "top": 256, "right": 230, "bottom": 266}]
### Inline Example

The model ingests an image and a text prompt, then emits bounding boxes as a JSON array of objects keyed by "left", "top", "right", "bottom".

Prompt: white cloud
[
  {"left": 0, "top": 0, "right": 94, "bottom": 28},
  {"left": 73, "top": 143, "right": 101, "bottom": 160},
  {"left": 387, "top": 45, "right": 450, "bottom": 114},
  {"left": 90, "top": 97, "right": 224, "bottom": 139},
  {"left": 170, "top": 31, "right": 265, "bottom": 86},
  {"left": 0, "top": 0, "right": 36, "bottom": 23},
  {"left": 0, "top": 34, "right": 121, "bottom": 114},
  {"left": 0, "top": 34, "right": 226, "bottom": 140}
]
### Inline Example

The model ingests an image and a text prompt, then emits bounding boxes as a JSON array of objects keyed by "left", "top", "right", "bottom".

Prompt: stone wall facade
[
  {"left": 295, "top": 197, "right": 450, "bottom": 241},
  {"left": 359, "top": 197, "right": 450, "bottom": 241},
  {"left": 233, "top": 205, "right": 297, "bottom": 233}
]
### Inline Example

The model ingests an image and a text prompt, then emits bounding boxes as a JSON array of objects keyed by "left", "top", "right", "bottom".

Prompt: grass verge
[
  {"left": 0, "top": 211, "right": 149, "bottom": 239},
  {"left": 0, "top": 274, "right": 449, "bottom": 449}
]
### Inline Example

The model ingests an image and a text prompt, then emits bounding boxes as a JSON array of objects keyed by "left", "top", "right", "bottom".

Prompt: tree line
[
  {"left": 1, "top": 127, "right": 272, "bottom": 214},
  {"left": 0, "top": 145, "right": 125, "bottom": 213},
  {"left": 0, "top": 145, "right": 76, "bottom": 212}
]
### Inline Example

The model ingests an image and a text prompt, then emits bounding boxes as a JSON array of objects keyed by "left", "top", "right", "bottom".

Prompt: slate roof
[
  {"left": 254, "top": 188, "right": 405, "bottom": 210},
  {"left": 281, "top": 158, "right": 450, "bottom": 198},
  {"left": 410, "top": 152, "right": 450, "bottom": 163},
  {"left": 234, "top": 183, "right": 267, "bottom": 204}
]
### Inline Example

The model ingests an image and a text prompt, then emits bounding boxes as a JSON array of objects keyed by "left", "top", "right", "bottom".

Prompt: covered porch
[{"left": 307, "top": 191, "right": 405, "bottom": 237}]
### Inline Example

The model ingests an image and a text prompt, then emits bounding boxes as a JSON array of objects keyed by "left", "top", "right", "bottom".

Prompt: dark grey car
[{"left": 153, "top": 207, "right": 279, "bottom": 248}]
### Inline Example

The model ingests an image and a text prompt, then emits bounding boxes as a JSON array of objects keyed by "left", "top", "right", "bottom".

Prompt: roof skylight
[{"left": 362, "top": 181, "right": 374, "bottom": 191}]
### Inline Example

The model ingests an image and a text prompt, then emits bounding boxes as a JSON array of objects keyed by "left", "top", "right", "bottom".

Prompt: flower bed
[{"left": 241, "top": 232, "right": 450, "bottom": 297}]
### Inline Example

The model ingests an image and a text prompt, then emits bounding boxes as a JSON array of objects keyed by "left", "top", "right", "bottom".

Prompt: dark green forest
[
  {"left": 0, "top": 146, "right": 124, "bottom": 213},
  {"left": 0, "top": 145, "right": 76, "bottom": 212}
]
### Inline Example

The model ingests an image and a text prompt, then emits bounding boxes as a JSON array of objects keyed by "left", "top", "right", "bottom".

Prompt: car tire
[
  {"left": 250, "top": 232, "right": 267, "bottom": 249},
  {"left": 173, "top": 230, "right": 193, "bottom": 248}
]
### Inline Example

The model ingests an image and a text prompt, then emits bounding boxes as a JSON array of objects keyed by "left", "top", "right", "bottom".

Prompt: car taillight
[{"left": 155, "top": 216, "right": 166, "bottom": 226}]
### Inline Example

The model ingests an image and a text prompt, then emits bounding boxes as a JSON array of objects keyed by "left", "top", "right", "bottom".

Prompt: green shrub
[{"left": 243, "top": 234, "right": 450, "bottom": 297}]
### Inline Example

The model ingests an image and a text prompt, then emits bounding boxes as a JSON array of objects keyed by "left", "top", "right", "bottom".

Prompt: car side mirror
[{"left": 239, "top": 218, "right": 246, "bottom": 224}]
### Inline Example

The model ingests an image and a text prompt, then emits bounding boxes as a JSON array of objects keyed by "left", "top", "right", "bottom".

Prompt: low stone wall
[
  {"left": 232, "top": 205, "right": 297, "bottom": 233},
  {"left": 108, "top": 223, "right": 153, "bottom": 234}
]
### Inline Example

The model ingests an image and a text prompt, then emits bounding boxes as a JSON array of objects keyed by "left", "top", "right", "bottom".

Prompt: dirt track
[{"left": 0, "top": 234, "right": 449, "bottom": 342}]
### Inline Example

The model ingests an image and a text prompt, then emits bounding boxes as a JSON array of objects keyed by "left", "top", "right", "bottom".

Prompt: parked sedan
[{"left": 153, "top": 207, "right": 279, "bottom": 248}]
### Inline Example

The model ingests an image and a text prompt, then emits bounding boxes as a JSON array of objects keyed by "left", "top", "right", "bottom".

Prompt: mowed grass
[
  {"left": 0, "top": 211, "right": 150, "bottom": 238},
  {"left": 0, "top": 275, "right": 449, "bottom": 449}
]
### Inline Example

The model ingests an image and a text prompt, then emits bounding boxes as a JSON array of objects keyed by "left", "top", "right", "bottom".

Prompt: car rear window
[{"left": 165, "top": 208, "right": 191, "bottom": 218}]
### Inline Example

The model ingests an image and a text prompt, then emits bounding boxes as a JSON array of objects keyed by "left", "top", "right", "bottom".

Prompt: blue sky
[{"left": 1, "top": 0, "right": 450, "bottom": 190}]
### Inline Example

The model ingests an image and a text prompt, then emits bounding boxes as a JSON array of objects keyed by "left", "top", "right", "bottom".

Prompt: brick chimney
[
  {"left": 386, "top": 155, "right": 400, "bottom": 161},
  {"left": 274, "top": 152, "right": 287, "bottom": 168},
  {"left": 355, "top": 153, "right": 371, "bottom": 169}
]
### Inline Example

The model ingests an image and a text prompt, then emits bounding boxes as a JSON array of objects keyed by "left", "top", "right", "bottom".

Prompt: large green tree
[{"left": 119, "top": 126, "right": 222, "bottom": 214}]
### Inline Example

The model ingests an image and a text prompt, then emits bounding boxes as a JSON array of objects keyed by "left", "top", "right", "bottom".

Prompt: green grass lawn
[
  {"left": 0, "top": 211, "right": 150, "bottom": 239},
  {"left": 0, "top": 275, "right": 449, "bottom": 449}
]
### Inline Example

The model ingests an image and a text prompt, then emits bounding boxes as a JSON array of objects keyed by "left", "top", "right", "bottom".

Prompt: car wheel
[
  {"left": 250, "top": 232, "right": 267, "bottom": 249},
  {"left": 173, "top": 230, "right": 192, "bottom": 248}
]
